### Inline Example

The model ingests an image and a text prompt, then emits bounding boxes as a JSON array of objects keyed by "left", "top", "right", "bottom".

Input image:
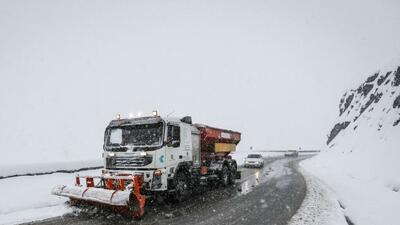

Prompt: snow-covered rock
[{"left": 302, "top": 64, "right": 400, "bottom": 225}]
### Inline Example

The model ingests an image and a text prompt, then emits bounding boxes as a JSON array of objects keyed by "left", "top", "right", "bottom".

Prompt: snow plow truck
[{"left": 52, "top": 113, "right": 241, "bottom": 218}]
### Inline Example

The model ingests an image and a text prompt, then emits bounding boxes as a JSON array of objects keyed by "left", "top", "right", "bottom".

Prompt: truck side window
[{"left": 167, "top": 125, "right": 180, "bottom": 147}]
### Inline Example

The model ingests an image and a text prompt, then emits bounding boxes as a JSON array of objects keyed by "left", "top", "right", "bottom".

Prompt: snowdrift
[
  {"left": 0, "top": 169, "right": 102, "bottom": 225},
  {"left": 302, "top": 65, "right": 400, "bottom": 225}
]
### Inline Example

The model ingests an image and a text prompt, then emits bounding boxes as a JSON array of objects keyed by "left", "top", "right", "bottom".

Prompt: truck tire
[
  {"left": 173, "top": 171, "right": 191, "bottom": 202},
  {"left": 220, "top": 165, "right": 230, "bottom": 186},
  {"left": 228, "top": 164, "right": 237, "bottom": 185}
]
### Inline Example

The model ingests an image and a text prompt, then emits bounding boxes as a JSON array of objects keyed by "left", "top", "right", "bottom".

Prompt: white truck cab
[{"left": 103, "top": 116, "right": 200, "bottom": 192}]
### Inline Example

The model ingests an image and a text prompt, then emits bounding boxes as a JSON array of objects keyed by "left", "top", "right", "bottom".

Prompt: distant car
[
  {"left": 244, "top": 154, "right": 264, "bottom": 168},
  {"left": 284, "top": 150, "right": 299, "bottom": 157}
]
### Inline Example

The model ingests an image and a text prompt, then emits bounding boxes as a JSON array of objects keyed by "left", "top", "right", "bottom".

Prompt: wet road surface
[{"left": 25, "top": 157, "right": 307, "bottom": 225}]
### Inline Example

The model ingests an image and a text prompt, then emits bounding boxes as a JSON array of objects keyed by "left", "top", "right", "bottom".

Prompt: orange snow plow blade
[{"left": 52, "top": 174, "right": 146, "bottom": 218}]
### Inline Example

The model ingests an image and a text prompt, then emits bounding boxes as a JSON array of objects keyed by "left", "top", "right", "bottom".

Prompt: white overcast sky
[{"left": 1, "top": 0, "right": 400, "bottom": 164}]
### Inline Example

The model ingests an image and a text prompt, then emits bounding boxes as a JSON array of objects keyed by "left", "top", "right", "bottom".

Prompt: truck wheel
[
  {"left": 220, "top": 165, "right": 230, "bottom": 186},
  {"left": 228, "top": 164, "right": 237, "bottom": 185},
  {"left": 173, "top": 171, "right": 191, "bottom": 202}
]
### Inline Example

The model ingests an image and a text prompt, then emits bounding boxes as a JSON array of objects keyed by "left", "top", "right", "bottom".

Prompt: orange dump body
[{"left": 195, "top": 124, "right": 241, "bottom": 163}]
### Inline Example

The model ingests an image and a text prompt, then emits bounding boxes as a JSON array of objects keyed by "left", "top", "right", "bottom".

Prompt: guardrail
[
  {"left": 0, "top": 166, "right": 102, "bottom": 180},
  {"left": 257, "top": 150, "right": 321, "bottom": 153}
]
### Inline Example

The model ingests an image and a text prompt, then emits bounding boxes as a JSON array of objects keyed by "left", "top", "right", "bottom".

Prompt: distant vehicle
[
  {"left": 244, "top": 154, "right": 264, "bottom": 168},
  {"left": 284, "top": 150, "right": 299, "bottom": 157}
]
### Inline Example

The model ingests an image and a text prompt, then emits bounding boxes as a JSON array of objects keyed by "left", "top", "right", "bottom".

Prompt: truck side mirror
[
  {"left": 171, "top": 140, "right": 180, "bottom": 148},
  {"left": 165, "top": 138, "right": 172, "bottom": 146},
  {"left": 167, "top": 139, "right": 180, "bottom": 148}
]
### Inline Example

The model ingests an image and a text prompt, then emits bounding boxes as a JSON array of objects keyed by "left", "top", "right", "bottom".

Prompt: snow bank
[
  {"left": 0, "top": 169, "right": 101, "bottom": 225},
  {"left": 0, "top": 160, "right": 102, "bottom": 178},
  {"left": 302, "top": 65, "right": 400, "bottom": 225},
  {"left": 289, "top": 167, "right": 347, "bottom": 225}
]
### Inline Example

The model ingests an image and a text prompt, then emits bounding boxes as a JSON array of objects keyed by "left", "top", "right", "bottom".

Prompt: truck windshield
[{"left": 107, "top": 122, "right": 164, "bottom": 147}]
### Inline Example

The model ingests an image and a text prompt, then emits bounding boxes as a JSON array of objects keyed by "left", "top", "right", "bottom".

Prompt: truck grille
[{"left": 106, "top": 156, "right": 152, "bottom": 168}]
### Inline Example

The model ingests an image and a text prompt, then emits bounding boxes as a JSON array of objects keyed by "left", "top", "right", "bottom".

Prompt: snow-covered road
[{"left": 9, "top": 157, "right": 308, "bottom": 225}]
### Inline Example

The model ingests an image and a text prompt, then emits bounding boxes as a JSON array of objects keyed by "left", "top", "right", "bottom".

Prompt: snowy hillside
[{"left": 302, "top": 65, "right": 400, "bottom": 225}]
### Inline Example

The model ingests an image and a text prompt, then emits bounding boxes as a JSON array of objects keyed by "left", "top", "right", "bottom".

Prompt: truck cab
[{"left": 103, "top": 116, "right": 200, "bottom": 192}]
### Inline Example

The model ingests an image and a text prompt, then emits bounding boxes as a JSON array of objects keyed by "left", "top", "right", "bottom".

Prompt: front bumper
[{"left": 106, "top": 169, "right": 168, "bottom": 191}]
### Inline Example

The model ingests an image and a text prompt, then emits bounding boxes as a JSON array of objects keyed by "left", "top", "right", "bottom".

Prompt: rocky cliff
[{"left": 327, "top": 67, "right": 400, "bottom": 145}]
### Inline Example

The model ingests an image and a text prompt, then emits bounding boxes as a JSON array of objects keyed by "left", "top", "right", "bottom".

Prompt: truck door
[{"left": 166, "top": 124, "right": 181, "bottom": 167}]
